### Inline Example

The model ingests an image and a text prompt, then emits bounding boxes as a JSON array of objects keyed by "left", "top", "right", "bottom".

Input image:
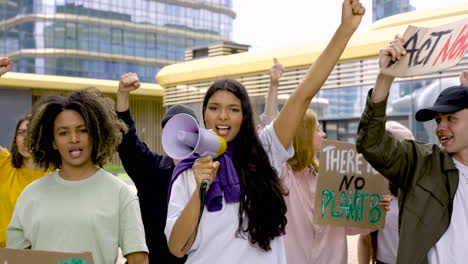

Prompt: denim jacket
[{"left": 356, "top": 90, "right": 459, "bottom": 264}]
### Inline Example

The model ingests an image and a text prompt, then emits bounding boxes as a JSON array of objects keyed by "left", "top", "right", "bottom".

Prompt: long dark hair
[
  {"left": 11, "top": 113, "right": 32, "bottom": 168},
  {"left": 202, "top": 79, "right": 287, "bottom": 251},
  {"left": 26, "top": 87, "right": 127, "bottom": 170}
]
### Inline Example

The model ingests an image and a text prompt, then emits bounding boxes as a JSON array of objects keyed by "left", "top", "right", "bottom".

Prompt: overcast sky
[{"left": 232, "top": 0, "right": 467, "bottom": 51}]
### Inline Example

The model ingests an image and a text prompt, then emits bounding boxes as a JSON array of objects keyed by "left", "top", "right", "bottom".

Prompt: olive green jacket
[{"left": 356, "top": 91, "right": 459, "bottom": 264}]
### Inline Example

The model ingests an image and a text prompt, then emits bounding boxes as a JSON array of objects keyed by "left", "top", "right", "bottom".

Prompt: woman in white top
[{"left": 165, "top": 1, "right": 366, "bottom": 263}]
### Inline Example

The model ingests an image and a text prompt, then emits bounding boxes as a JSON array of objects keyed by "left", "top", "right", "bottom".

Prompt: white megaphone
[{"left": 162, "top": 113, "right": 227, "bottom": 160}]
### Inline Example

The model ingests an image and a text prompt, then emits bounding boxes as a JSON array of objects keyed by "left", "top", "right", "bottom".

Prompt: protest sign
[
  {"left": 381, "top": 18, "right": 468, "bottom": 77},
  {"left": 0, "top": 248, "right": 94, "bottom": 264},
  {"left": 313, "top": 140, "right": 388, "bottom": 229}
]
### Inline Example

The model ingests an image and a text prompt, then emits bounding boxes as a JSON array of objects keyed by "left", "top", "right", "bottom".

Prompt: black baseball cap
[
  {"left": 161, "top": 104, "right": 199, "bottom": 128},
  {"left": 415, "top": 85, "right": 468, "bottom": 122}
]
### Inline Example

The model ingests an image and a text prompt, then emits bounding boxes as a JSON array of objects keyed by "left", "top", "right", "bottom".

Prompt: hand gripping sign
[
  {"left": 381, "top": 18, "right": 468, "bottom": 78},
  {"left": 313, "top": 140, "right": 388, "bottom": 229}
]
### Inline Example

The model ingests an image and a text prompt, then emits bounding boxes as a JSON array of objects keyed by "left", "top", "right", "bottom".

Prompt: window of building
[{"left": 193, "top": 48, "right": 208, "bottom": 59}]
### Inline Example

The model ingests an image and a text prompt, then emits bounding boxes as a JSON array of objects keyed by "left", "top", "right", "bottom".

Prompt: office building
[
  {"left": 0, "top": 0, "right": 235, "bottom": 82},
  {"left": 373, "top": 0, "right": 415, "bottom": 22}
]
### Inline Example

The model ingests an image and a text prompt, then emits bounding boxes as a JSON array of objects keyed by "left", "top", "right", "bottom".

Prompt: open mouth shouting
[
  {"left": 439, "top": 135, "right": 453, "bottom": 145},
  {"left": 215, "top": 125, "right": 230, "bottom": 137},
  {"left": 69, "top": 147, "right": 83, "bottom": 158}
]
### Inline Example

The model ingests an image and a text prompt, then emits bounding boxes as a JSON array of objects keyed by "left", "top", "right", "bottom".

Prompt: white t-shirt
[
  {"left": 377, "top": 197, "right": 399, "bottom": 264},
  {"left": 165, "top": 123, "right": 294, "bottom": 264},
  {"left": 428, "top": 159, "right": 468, "bottom": 264},
  {"left": 7, "top": 169, "right": 148, "bottom": 264}
]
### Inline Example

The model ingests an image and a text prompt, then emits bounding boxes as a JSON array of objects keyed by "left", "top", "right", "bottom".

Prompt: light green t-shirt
[{"left": 7, "top": 168, "right": 148, "bottom": 264}]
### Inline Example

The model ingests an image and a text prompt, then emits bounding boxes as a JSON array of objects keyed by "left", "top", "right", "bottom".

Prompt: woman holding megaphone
[{"left": 165, "top": 1, "right": 366, "bottom": 263}]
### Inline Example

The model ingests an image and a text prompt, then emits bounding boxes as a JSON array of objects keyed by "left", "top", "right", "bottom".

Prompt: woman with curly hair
[
  {"left": 6, "top": 88, "right": 148, "bottom": 264},
  {"left": 165, "top": 1, "right": 365, "bottom": 263},
  {"left": 0, "top": 57, "right": 49, "bottom": 248}
]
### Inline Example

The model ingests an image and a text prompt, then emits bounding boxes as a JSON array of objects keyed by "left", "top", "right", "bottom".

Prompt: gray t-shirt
[{"left": 7, "top": 168, "right": 148, "bottom": 264}]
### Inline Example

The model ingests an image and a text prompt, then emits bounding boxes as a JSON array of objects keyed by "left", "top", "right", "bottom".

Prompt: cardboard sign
[
  {"left": 0, "top": 248, "right": 94, "bottom": 264},
  {"left": 381, "top": 18, "right": 468, "bottom": 77},
  {"left": 313, "top": 140, "right": 388, "bottom": 229}
]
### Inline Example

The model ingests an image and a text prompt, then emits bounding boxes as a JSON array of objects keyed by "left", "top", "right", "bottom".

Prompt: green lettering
[
  {"left": 339, "top": 191, "right": 355, "bottom": 220},
  {"left": 331, "top": 191, "right": 343, "bottom": 218},
  {"left": 321, "top": 190, "right": 333, "bottom": 218},
  {"left": 369, "top": 194, "right": 382, "bottom": 223},
  {"left": 354, "top": 191, "right": 369, "bottom": 222}
]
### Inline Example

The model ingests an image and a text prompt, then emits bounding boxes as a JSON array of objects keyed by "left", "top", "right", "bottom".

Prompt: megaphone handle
[{"left": 201, "top": 179, "right": 210, "bottom": 190}]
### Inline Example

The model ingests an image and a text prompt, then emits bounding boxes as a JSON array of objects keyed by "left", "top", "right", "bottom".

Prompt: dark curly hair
[
  {"left": 10, "top": 113, "right": 32, "bottom": 168},
  {"left": 26, "top": 87, "right": 127, "bottom": 170},
  {"left": 202, "top": 79, "right": 288, "bottom": 251}
]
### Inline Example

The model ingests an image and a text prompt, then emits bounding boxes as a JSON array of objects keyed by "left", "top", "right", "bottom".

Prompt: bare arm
[
  {"left": 460, "top": 70, "right": 468, "bottom": 86},
  {"left": 0, "top": 57, "right": 12, "bottom": 77},
  {"left": 274, "top": 0, "right": 365, "bottom": 148},
  {"left": 264, "top": 58, "right": 284, "bottom": 116},
  {"left": 357, "top": 234, "right": 371, "bottom": 264},
  {"left": 168, "top": 156, "right": 219, "bottom": 257},
  {"left": 126, "top": 252, "right": 149, "bottom": 264},
  {"left": 0, "top": 57, "right": 13, "bottom": 150},
  {"left": 168, "top": 187, "right": 202, "bottom": 257}
]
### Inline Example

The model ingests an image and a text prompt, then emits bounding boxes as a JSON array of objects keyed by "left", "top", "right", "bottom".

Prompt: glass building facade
[
  {"left": 373, "top": 0, "right": 415, "bottom": 22},
  {"left": 0, "top": 0, "right": 235, "bottom": 83}
]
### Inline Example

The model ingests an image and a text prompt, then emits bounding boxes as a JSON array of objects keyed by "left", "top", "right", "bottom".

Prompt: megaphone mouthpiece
[
  {"left": 176, "top": 131, "right": 199, "bottom": 148},
  {"left": 162, "top": 113, "right": 228, "bottom": 160}
]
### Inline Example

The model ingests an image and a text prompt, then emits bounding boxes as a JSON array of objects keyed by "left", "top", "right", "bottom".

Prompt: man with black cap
[
  {"left": 356, "top": 35, "right": 468, "bottom": 264},
  {"left": 117, "top": 72, "right": 196, "bottom": 263}
]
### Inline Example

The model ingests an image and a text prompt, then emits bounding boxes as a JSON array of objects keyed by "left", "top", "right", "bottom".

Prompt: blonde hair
[{"left": 287, "top": 109, "right": 319, "bottom": 172}]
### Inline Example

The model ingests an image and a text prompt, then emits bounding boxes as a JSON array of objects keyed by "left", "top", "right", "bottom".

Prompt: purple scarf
[{"left": 168, "top": 148, "right": 240, "bottom": 212}]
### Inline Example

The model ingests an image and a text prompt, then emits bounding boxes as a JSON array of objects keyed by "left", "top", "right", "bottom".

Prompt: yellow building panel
[
  {"left": 157, "top": 3, "right": 468, "bottom": 87},
  {"left": 0, "top": 72, "right": 164, "bottom": 97}
]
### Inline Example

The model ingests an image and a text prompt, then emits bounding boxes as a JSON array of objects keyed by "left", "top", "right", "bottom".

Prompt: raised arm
[
  {"left": 264, "top": 58, "right": 284, "bottom": 117},
  {"left": 0, "top": 57, "right": 12, "bottom": 77},
  {"left": 116, "top": 73, "right": 164, "bottom": 191},
  {"left": 274, "top": 0, "right": 365, "bottom": 148},
  {"left": 117, "top": 72, "right": 140, "bottom": 112},
  {"left": 460, "top": 70, "right": 468, "bottom": 86},
  {"left": 0, "top": 57, "right": 13, "bottom": 151},
  {"left": 355, "top": 35, "right": 422, "bottom": 189},
  {"left": 371, "top": 35, "right": 406, "bottom": 103},
  {"left": 258, "top": 58, "right": 284, "bottom": 130}
]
